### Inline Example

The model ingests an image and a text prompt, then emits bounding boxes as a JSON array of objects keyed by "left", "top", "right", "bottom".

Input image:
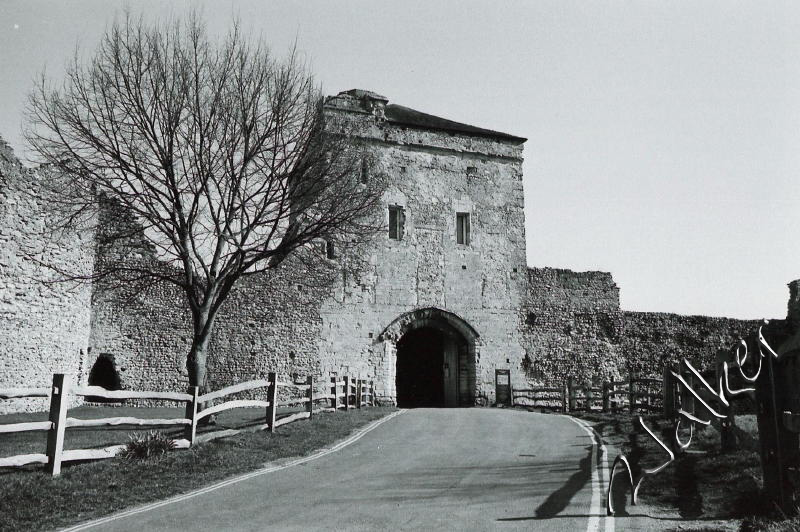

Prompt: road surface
[{"left": 73, "top": 409, "right": 617, "bottom": 531}]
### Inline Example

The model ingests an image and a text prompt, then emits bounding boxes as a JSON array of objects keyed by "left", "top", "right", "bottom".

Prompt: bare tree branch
[{"left": 24, "top": 14, "right": 383, "bottom": 390}]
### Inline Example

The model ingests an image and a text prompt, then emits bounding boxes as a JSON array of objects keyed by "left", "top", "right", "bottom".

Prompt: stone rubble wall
[
  {"left": 521, "top": 267, "right": 624, "bottom": 387},
  {"left": 0, "top": 138, "right": 94, "bottom": 413},
  {"left": 621, "top": 311, "right": 761, "bottom": 377},
  {"left": 88, "top": 196, "right": 334, "bottom": 399},
  {"left": 1, "top": 86, "right": 796, "bottom": 414},
  {"left": 520, "top": 265, "right": 780, "bottom": 388},
  {"left": 87, "top": 197, "right": 194, "bottom": 397}
]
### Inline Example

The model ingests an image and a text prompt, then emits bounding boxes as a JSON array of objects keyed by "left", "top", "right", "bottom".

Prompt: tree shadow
[{"left": 532, "top": 443, "right": 592, "bottom": 518}]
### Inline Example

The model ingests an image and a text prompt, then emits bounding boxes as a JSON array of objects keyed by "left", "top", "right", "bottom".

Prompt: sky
[{"left": 1, "top": 0, "right": 798, "bottom": 319}]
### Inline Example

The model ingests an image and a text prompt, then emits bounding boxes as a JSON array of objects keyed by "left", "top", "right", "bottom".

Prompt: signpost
[{"left": 495, "top": 369, "right": 511, "bottom": 407}]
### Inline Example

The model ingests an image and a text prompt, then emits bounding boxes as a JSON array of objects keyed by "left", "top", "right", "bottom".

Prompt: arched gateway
[{"left": 379, "top": 308, "right": 479, "bottom": 407}]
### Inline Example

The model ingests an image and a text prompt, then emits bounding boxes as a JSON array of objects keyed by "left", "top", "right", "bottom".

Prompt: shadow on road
[
  {"left": 532, "top": 443, "right": 592, "bottom": 518},
  {"left": 495, "top": 440, "right": 592, "bottom": 522}
]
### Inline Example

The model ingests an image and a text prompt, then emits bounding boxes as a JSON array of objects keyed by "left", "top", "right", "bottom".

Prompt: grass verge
[
  {"left": 0, "top": 406, "right": 395, "bottom": 532},
  {"left": 572, "top": 412, "right": 765, "bottom": 525}
]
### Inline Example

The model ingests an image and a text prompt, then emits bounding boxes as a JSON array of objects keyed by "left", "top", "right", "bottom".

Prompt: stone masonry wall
[
  {"left": 522, "top": 267, "right": 624, "bottom": 387},
  {"left": 521, "top": 266, "right": 770, "bottom": 387},
  {"left": 88, "top": 197, "right": 335, "bottom": 397},
  {"left": 621, "top": 311, "right": 761, "bottom": 377},
  {"left": 83, "top": 91, "right": 529, "bottom": 406},
  {"left": 320, "top": 92, "right": 528, "bottom": 404},
  {"left": 2, "top": 86, "right": 792, "bottom": 413},
  {"left": 0, "top": 138, "right": 95, "bottom": 413}
]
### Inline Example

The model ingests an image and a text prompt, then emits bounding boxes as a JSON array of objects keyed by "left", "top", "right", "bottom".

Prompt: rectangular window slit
[
  {"left": 360, "top": 157, "right": 369, "bottom": 184},
  {"left": 389, "top": 205, "right": 405, "bottom": 240},
  {"left": 456, "top": 212, "right": 470, "bottom": 245}
]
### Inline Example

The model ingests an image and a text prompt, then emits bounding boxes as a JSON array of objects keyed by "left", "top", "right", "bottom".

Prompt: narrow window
[
  {"left": 360, "top": 157, "right": 369, "bottom": 184},
  {"left": 326, "top": 240, "right": 336, "bottom": 259},
  {"left": 456, "top": 212, "right": 470, "bottom": 245},
  {"left": 389, "top": 205, "right": 405, "bottom": 240}
]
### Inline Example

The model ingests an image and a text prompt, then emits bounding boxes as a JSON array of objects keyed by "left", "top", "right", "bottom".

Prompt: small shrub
[{"left": 119, "top": 430, "right": 177, "bottom": 461}]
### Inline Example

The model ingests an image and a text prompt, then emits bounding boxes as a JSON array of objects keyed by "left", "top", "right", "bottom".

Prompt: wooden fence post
[
  {"left": 267, "top": 372, "right": 277, "bottom": 432},
  {"left": 46, "top": 373, "right": 69, "bottom": 476},
  {"left": 663, "top": 365, "right": 675, "bottom": 418},
  {"left": 356, "top": 378, "right": 362, "bottom": 409},
  {"left": 567, "top": 377, "right": 575, "bottom": 412},
  {"left": 681, "top": 365, "right": 694, "bottom": 418},
  {"left": 755, "top": 344, "right": 789, "bottom": 513},
  {"left": 331, "top": 376, "right": 337, "bottom": 411},
  {"left": 561, "top": 381, "right": 568, "bottom": 413},
  {"left": 343, "top": 375, "right": 351, "bottom": 411},
  {"left": 184, "top": 386, "right": 199, "bottom": 446},
  {"left": 306, "top": 376, "right": 314, "bottom": 418},
  {"left": 586, "top": 383, "right": 594, "bottom": 412},
  {"left": 629, "top": 373, "right": 635, "bottom": 414},
  {"left": 602, "top": 382, "right": 610, "bottom": 412},
  {"left": 370, "top": 380, "right": 375, "bottom": 406}
]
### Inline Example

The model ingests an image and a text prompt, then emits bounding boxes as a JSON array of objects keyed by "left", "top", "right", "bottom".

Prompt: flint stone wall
[
  {"left": 88, "top": 197, "right": 334, "bottom": 398},
  {"left": 520, "top": 265, "right": 777, "bottom": 387},
  {"left": 0, "top": 139, "right": 94, "bottom": 413},
  {"left": 621, "top": 311, "right": 761, "bottom": 377},
  {"left": 522, "top": 267, "right": 624, "bottom": 387}
]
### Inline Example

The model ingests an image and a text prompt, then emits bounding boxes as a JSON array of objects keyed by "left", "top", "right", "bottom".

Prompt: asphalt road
[{"left": 77, "top": 409, "right": 615, "bottom": 531}]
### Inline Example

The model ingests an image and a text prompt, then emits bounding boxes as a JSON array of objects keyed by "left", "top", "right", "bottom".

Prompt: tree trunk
[{"left": 187, "top": 316, "right": 215, "bottom": 394}]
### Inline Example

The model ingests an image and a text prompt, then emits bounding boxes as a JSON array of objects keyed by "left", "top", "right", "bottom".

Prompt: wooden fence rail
[
  {"left": 0, "top": 371, "right": 377, "bottom": 476},
  {"left": 511, "top": 374, "right": 670, "bottom": 414}
]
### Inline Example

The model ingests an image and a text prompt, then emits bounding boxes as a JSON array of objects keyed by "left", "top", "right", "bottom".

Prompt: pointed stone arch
[{"left": 378, "top": 307, "right": 480, "bottom": 406}]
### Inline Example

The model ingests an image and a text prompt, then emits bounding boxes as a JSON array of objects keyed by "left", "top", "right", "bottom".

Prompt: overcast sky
[{"left": 1, "top": 1, "right": 798, "bottom": 319}]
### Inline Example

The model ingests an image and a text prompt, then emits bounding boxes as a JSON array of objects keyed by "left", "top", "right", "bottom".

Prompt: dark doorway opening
[
  {"left": 396, "top": 327, "right": 445, "bottom": 407},
  {"left": 87, "top": 353, "right": 122, "bottom": 403}
]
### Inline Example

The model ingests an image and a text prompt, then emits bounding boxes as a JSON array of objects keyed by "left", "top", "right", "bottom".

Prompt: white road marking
[
  {"left": 566, "top": 416, "right": 615, "bottom": 532},
  {"left": 61, "top": 409, "right": 406, "bottom": 531}
]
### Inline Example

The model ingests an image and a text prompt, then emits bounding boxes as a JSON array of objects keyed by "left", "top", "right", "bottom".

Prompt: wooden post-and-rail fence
[
  {"left": 511, "top": 374, "right": 667, "bottom": 414},
  {"left": 0, "top": 372, "right": 376, "bottom": 476}
]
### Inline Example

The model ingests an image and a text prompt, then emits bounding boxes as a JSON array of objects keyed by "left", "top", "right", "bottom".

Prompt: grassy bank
[
  {"left": 0, "top": 406, "right": 395, "bottom": 532},
  {"left": 574, "top": 412, "right": 765, "bottom": 524}
]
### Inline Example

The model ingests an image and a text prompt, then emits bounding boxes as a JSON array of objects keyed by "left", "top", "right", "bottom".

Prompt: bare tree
[{"left": 25, "top": 14, "right": 382, "bottom": 391}]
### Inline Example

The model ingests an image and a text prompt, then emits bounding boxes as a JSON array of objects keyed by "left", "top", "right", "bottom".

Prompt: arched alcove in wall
[{"left": 87, "top": 353, "right": 122, "bottom": 403}]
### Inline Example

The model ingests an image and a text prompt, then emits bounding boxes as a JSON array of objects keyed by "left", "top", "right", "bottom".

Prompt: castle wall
[
  {"left": 0, "top": 140, "right": 94, "bottom": 413},
  {"left": 521, "top": 267, "right": 624, "bottom": 387},
  {"left": 621, "top": 311, "right": 760, "bottom": 376},
  {"left": 87, "top": 94, "right": 529, "bottom": 405},
  {"left": 520, "top": 266, "right": 767, "bottom": 387},
  {"left": 0, "top": 86, "right": 794, "bottom": 413},
  {"left": 88, "top": 198, "right": 334, "bottom": 396}
]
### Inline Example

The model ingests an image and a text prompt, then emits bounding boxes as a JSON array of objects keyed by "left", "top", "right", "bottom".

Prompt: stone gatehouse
[{"left": 1, "top": 90, "right": 796, "bottom": 413}]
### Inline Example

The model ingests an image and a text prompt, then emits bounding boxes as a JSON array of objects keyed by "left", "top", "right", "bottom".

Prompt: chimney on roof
[{"left": 338, "top": 89, "right": 388, "bottom": 119}]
